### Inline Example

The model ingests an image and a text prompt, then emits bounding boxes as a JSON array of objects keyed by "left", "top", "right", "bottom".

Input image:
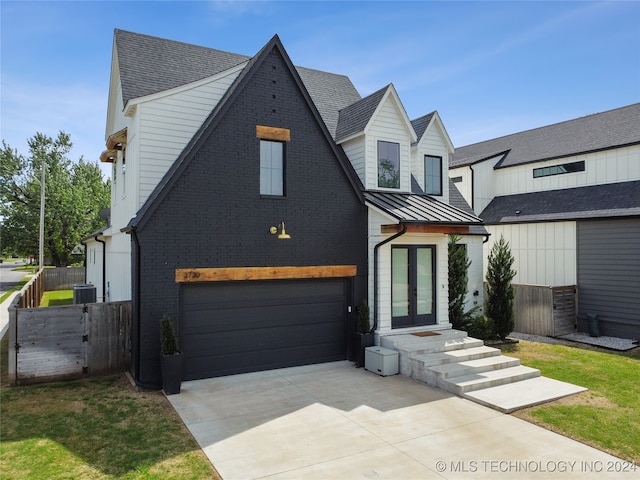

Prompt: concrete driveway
[{"left": 167, "top": 361, "right": 627, "bottom": 480}]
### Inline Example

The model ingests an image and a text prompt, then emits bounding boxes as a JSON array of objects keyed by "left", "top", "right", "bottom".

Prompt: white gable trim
[{"left": 123, "top": 62, "right": 248, "bottom": 116}]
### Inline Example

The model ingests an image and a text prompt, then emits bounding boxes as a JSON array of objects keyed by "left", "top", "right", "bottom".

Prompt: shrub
[
  {"left": 160, "top": 314, "right": 180, "bottom": 355},
  {"left": 463, "top": 314, "right": 496, "bottom": 341},
  {"left": 485, "top": 235, "right": 516, "bottom": 340},
  {"left": 448, "top": 234, "right": 471, "bottom": 330},
  {"left": 357, "top": 300, "right": 371, "bottom": 334}
]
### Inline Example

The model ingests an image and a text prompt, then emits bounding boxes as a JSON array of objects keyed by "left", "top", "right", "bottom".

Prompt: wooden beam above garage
[
  {"left": 176, "top": 265, "right": 357, "bottom": 283},
  {"left": 381, "top": 224, "right": 470, "bottom": 235}
]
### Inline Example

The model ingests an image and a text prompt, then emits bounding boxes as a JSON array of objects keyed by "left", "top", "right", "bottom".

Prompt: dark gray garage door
[{"left": 180, "top": 278, "right": 348, "bottom": 380}]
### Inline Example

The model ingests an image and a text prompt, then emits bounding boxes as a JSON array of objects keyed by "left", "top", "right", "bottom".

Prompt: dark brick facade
[{"left": 131, "top": 45, "right": 367, "bottom": 386}]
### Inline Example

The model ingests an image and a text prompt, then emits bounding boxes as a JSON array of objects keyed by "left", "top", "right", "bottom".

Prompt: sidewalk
[{"left": 0, "top": 292, "right": 20, "bottom": 339}]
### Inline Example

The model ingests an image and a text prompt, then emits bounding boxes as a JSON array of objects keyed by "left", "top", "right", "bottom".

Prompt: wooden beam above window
[
  {"left": 381, "top": 224, "right": 470, "bottom": 235},
  {"left": 106, "top": 128, "right": 127, "bottom": 150},
  {"left": 176, "top": 265, "right": 357, "bottom": 283},
  {"left": 100, "top": 149, "right": 117, "bottom": 163},
  {"left": 256, "top": 125, "right": 291, "bottom": 142}
]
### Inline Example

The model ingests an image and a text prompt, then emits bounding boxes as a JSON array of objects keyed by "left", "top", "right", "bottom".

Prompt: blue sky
[{"left": 1, "top": 1, "right": 639, "bottom": 177}]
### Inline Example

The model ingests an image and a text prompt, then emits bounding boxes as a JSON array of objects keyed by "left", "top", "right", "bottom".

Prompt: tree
[
  {"left": 0, "top": 132, "right": 110, "bottom": 266},
  {"left": 448, "top": 234, "right": 471, "bottom": 330},
  {"left": 485, "top": 235, "right": 516, "bottom": 340}
]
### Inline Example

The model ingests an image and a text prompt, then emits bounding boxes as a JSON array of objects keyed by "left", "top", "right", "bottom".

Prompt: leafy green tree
[
  {"left": 0, "top": 132, "right": 110, "bottom": 266},
  {"left": 448, "top": 234, "right": 471, "bottom": 330},
  {"left": 485, "top": 235, "right": 517, "bottom": 340}
]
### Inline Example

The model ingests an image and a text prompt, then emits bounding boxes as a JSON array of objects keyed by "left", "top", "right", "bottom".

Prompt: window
[
  {"left": 260, "top": 140, "right": 284, "bottom": 196},
  {"left": 533, "top": 160, "right": 585, "bottom": 178},
  {"left": 424, "top": 155, "right": 442, "bottom": 195},
  {"left": 378, "top": 141, "right": 400, "bottom": 188}
]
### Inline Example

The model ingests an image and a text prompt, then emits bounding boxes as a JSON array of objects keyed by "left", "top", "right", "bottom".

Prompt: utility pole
[{"left": 39, "top": 162, "right": 45, "bottom": 268}]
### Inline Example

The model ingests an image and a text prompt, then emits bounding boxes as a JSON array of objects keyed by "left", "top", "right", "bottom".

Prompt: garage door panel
[
  {"left": 182, "top": 300, "right": 345, "bottom": 336},
  {"left": 181, "top": 278, "right": 348, "bottom": 379}
]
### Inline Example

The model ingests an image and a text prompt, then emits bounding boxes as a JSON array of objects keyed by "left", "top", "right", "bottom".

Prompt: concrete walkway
[{"left": 167, "top": 361, "right": 630, "bottom": 480}]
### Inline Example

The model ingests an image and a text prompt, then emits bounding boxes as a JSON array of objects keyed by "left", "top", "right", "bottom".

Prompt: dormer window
[
  {"left": 378, "top": 141, "right": 400, "bottom": 189},
  {"left": 424, "top": 155, "right": 442, "bottom": 196}
]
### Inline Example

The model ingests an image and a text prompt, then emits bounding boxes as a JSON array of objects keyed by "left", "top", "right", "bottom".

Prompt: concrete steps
[{"left": 380, "top": 330, "right": 586, "bottom": 412}]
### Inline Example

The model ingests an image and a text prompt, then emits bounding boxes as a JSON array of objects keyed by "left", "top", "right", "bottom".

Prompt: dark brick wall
[{"left": 133, "top": 46, "right": 367, "bottom": 386}]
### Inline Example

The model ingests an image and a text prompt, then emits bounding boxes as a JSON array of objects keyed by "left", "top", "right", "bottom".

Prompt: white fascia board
[
  {"left": 365, "top": 84, "right": 418, "bottom": 143},
  {"left": 123, "top": 62, "right": 248, "bottom": 116}
]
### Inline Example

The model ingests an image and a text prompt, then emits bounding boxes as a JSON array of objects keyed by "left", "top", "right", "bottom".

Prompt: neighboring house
[
  {"left": 450, "top": 104, "right": 640, "bottom": 339},
  {"left": 86, "top": 30, "right": 482, "bottom": 388}
]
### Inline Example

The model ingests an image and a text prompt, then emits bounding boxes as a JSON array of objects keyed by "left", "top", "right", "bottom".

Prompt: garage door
[{"left": 180, "top": 278, "right": 348, "bottom": 380}]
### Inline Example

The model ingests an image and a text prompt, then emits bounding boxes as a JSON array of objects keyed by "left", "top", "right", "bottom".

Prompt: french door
[{"left": 391, "top": 245, "right": 436, "bottom": 328}]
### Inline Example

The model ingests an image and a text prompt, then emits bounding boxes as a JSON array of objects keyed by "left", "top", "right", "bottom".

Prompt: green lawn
[
  {"left": 0, "top": 334, "right": 220, "bottom": 480},
  {"left": 502, "top": 340, "right": 640, "bottom": 463},
  {"left": 39, "top": 290, "right": 73, "bottom": 307}
]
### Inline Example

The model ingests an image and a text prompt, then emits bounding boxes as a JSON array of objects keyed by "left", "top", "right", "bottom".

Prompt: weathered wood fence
[
  {"left": 512, "top": 284, "right": 577, "bottom": 337},
  {"left": 8, "top": 293, "right": 131, "bottom": 386},
  {"left": 44, "top": 267, "right": 85, "bottom": 291}
]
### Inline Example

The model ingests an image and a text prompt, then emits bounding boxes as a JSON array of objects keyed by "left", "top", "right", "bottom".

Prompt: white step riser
[
  {"left": 430, "top": 356, "right": 522, "bottom": 379},
  {"left": 411, "top": 346, "right": 501, "bottom": 368},
  {"left": 441, "top": 368, "right": 541, "bottom": 395}
]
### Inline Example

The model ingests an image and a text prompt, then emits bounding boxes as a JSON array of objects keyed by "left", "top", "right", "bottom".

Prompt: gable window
[
  {"left": 260, "top": 140, "right": 284, "bottom": 196},
  {"left": 533, "top": 160, "right": 585, "bottom": 178},
  {"left": 378, "top": 141, "right": 400, "bottom": 189},
  {"left": 424, "top": 155, "right": 442, "bottom": 195}
]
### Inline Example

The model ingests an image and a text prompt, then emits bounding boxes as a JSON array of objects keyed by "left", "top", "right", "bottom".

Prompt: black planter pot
[
  {"left": 160, "top": 352, "right": 183, "bottom": 395},
  {"left": 354, "top": 332, "right": 375, "bottom": 367}
]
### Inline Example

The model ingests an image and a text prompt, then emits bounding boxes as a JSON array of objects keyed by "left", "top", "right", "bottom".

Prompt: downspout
[
  {"left": 94, "top": 234, "right": 106, "bottom": 302},
  {"left": 373, "top": 223, "right": 408, "bottom": 332},
  {"left": 469, "top": 164, "right": 475, "bottom": 212}
]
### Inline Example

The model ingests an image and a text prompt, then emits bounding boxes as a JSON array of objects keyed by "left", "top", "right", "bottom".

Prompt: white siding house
[{"left": 450, "top": 104, "right": 640, "bottom": 338}]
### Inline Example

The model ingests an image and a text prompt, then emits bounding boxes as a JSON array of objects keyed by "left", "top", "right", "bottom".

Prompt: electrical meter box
[{"left": 365, "top": 346, "right": 399, "bottom": 376}]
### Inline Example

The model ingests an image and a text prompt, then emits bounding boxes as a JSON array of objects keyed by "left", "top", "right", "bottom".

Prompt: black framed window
[
  {"left": 533, "top": 160, "right": 585, "bottom": 178},
  {"left": 378, "top": 141, "right": 400, "bottom": 188},
  {"left": 260, "top": 140, "right": 284, "bottom": 196},
  {"left": 424, "top": 155, "right": 442, "bottom": 195}
]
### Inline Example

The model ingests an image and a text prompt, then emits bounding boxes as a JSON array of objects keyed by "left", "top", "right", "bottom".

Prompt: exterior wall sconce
[{"left": 269, "top": 222, "right": 291, "bottom": 239}]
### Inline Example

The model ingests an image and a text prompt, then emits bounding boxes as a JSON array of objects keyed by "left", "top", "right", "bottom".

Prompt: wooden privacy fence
[
  {"left": 511, "top": 284, "right": 577, "bottom": 337},
  {"left": 7, "top": 300, "right": 131, "bottom": 386},
  {"left": 44, "top": 267, "right": 85, "bottom": 291}
]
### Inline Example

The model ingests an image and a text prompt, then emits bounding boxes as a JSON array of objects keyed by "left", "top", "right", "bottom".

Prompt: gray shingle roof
[
  {"left": 411, "top": 112, "right": 435, "bottom": 144},
  {"left": 451, "top": 103, "right": 640, "bottom": 169},
  {"left": 114, "top": 29, "right": 361, "bottom": 139},
  {"left": 335, "top": 85, "right": 390, "bottom": 142},
  {"left": 448, "top": 180, "right": 489, "bottom": 235},
  {"left": 364, "top": 191, "right": 483, "bottom": 225},
  {"left": 479, "top": 180, "right": 640, "bottom": 224}
]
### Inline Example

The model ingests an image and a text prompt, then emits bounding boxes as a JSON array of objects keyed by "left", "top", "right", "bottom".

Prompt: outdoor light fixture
[{"left": 270, "top": 222, "right": 291, "bottom": 239}]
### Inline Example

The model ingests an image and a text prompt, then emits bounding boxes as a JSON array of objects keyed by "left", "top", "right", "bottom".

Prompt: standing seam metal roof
[{"left": 364, "top": 191, "right": 483, "bottom": 224}]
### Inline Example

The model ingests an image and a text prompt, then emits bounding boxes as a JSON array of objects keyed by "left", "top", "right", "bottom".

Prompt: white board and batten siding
[
  {"left": 134, "top": 67, "right": 244, "bottom": 207},
  {"left": 368, "top": 210, "right": 451, "bottom": 336},
  {"left": 364, "top": 96, "right": 413, "bottom": 192},
  {"left": 493, "top": 144, "right": 640, "bottom": 197},
  {"left": 485, "top": 222, "right": 577, "bottom": 286}
]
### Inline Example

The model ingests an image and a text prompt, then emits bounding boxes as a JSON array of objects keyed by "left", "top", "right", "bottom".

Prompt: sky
[{"left": 1, "top": 1, "right": 639, "bottom": 178}]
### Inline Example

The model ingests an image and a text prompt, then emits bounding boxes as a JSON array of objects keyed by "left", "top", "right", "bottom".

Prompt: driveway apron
[{"left": 167, "top": 361, "right": 628, "bottom": 479}]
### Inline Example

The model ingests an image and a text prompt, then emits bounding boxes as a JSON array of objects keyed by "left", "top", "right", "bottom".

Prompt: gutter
[
  {"left": 94, "top": 234, "right": 106, "bottom": 302},
  {"left": 372, "top": 223, "right": 408, "bottom": 332}
]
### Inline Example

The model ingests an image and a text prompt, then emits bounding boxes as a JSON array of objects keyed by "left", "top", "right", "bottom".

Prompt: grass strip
[
  {"left": 502, "top": 340, "right": 640, "bottom": 463},
  {"left": 0, "top": 334, "right": 220, "bottom": 480}
]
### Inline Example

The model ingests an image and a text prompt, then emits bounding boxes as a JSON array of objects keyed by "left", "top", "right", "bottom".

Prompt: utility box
[{"left": 365, "top": 346, "right": 398, "bottom": 376}]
